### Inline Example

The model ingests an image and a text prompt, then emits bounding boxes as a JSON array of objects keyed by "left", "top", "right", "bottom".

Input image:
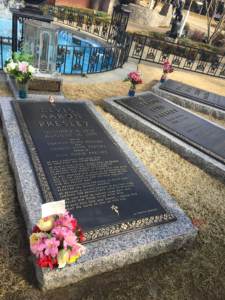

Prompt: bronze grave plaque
[
  {"left": 160, "top": 79, "right": 225, "bottom": 110},
  {"left": 12, "top": 100, "right": 176, "bottom": 243}
]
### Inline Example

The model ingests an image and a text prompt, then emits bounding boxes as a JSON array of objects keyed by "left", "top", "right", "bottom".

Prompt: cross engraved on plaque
[
  {"left": 176, "top": 84, "right": 183, "bottom": 90},
  {"left": 204, "top": 92, "right": 210, "bottom": 100},
  {"left": 194, "top": 89, "right": 201, "bottom": 95},
  {"left": 111, "top": 205, "right": 119, "bottom": 216},
  {"left": 186, "top": 87, "right": 192, "bottom": 92}
]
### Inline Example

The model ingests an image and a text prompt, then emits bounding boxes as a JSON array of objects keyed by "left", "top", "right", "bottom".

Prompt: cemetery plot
[
  {"left": 12, "top": 100, "right": 176, "bottom": 243},
  {"left": 160, "top": 79, "right": 225, "bottom": 111},
  {"left": 115, "top": 94, "right": 225, "bottom": 165}
]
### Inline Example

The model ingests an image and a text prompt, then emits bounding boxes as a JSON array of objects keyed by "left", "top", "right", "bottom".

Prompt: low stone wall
[{"left": 127, "top": 3, "right": 172, "bottom": 27}]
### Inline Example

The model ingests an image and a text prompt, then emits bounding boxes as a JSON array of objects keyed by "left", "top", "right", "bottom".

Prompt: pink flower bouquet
[
  {"left": 160, "top": 61, "right": 174, "bottom": 83},
  {"left": 123, "top": 70, "right": 143, "bottom": 97},
  {"left": 28, "top": 211, "right": 86, "bottom": 269},
  {"left": 162, "top": 61, "right": 174, "bottom": 75}
]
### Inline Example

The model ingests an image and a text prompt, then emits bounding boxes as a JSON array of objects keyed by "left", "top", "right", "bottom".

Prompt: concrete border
[
  {"left": 102, "top": 91, "right": 225, "bottom": 184},
  {"left": 0, "top": 96, "right": 196, "bottom": 291}
]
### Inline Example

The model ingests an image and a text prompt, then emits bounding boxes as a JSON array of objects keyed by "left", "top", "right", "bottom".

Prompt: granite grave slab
[
  {"left": 12, "top": 100, "right": 176, "bottom": 242},
  {"left": 102, "top": 92, "right": 225, "bottom": 184},
  {"left": 152, "top": 81, "right": 225, "bottom": 121},
  {"left": 0, "top": 97, "right": 197, "bottom": 291},
  {"left": 160, "top": 79, "right": 225, "bottom": 111},
  {"left": 114, "top": 93, "right": 225, "bottom": 164}
]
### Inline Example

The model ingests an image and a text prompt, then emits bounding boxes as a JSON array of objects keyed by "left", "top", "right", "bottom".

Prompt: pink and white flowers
[
  {"left": 28, "top": 212, "right": 86, "bottom": 269},
  {"left": 123, "top": 70, "right": 143, "bottom": 86},
  {"left": 3, "top": 48, "right": 37, "bottom": 84}
]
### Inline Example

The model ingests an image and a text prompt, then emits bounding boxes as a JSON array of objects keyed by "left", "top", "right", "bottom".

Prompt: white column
[
  {"left": 149, "top": 0, "right": 154, "bottom": 9},
  {"left": 178, "top": 10, "right": 190, "bottom": 37}
]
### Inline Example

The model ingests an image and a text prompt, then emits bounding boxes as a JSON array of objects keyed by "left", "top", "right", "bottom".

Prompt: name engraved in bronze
[
  {"left": 160, "top": 79, "right": 225, "bottom": 110},
  {"left": 115, "top": 94, "right": 225, "bottom": 164},
  {"left": 12, "top": 101, "right": 176, "bottom": 242},
  {"left": 29, "top": 80, "right": 61, "bottom": 93}
]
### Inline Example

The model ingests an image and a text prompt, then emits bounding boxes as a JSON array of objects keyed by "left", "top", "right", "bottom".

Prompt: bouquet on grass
[
  {"left": 123, "top": 70, "right": 143, "bottom": 97},
  {"left": 3, "top": 47, "right": 37, "bottom": 98},
  {"left": 28, "top": 211, "right": 86, "bottom": 269},
  {"left": 160, "top": 61, "right": 174, "bottom": 83}
]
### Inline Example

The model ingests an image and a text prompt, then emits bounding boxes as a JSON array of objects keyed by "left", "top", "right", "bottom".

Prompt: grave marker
[{"left": 12, "top": 100, "right": 176, "bottom": 243}]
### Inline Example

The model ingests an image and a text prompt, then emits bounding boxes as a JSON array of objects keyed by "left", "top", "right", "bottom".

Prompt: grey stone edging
[
  {"left": 102, "top": 91, "right": 225, "bottom": 184},
  {"left": 0, "top": 97, "right": 197, "bottom": 291}
]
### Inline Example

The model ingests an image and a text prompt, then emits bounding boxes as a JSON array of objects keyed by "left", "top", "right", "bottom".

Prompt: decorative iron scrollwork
[
  {"left": 208, "top": 54, "right": 221, "bottom": 75},
  {"left": 72, "top": 49, "right": 85, "bottom": 72},
  {"left": 101, "top": 49, "right": 111, "bottom": 70},
  {"left": 56, "top": 46, "right": 71, "bottom": 72},
  {"left": 102, "top": 24, "right": 108, "bottom": 38},
  {"left": 88, "top": 49, "right": 100, "bottom": 73},
  {"left": 86, "top": 18, "right": 92, "bottom": 31},
  {"left": 68, "top": 12, "right": 75, "bottom": 24},
  {"left": 93, "top": 20, "right": 101, "bottom": 35},
  {"left": 77, "top": 14, "right": 84, "bottom": 28}
]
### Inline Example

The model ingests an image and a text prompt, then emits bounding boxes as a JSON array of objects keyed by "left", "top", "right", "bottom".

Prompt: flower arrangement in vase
[
  {"left": 123, "top": 70, "right": 143, "bottom": 97},
  {"left": 28, "top": 211, "right": 86, "bottom": 269},
  {"left": 160, "top": 61, "right": 174, "bottom": 84},
  {"left": 4, "top": 47, "right": 37, "bottom": 99}
]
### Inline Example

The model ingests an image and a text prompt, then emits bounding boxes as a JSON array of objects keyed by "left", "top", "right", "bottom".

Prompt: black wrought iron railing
[
  {"left": 40, "top": 4, "right": 114, "bottom": 42},
  {"left": 0, "top": 3, "right": 132, "bottom": 74},
  {"left": 130, "top": 33, "right": 225, "bottom": 78}
]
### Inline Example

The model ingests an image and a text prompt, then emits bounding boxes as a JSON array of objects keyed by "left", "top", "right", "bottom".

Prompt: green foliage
[
  {"left": 27, "top": 253, "right": 36, "bottom": 261},
  {"left": 42, "top": 5, "right": 111, "bottom": 22},
  {"left": 47, "top": 233, "right": 53, "bottom": 239},
  {"left": 61, "top": 249, "right": 66, "bottom": 259},
  {"left": 184, "top": 22, "right": 190, "bottom": 31}
]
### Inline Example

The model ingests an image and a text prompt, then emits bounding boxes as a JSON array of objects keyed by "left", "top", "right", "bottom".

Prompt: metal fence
[
  {"left": 2, "top": 5, "right": 225, "bottom": 78},
  {"left": 130, "top": 33, "right": 225, "bottom": 78},
  {"left": 0, "top": 4, "right": 132, "bottom": 74},
  {"left": 39, "top": 4, "right": 132, "bottom": 74}
]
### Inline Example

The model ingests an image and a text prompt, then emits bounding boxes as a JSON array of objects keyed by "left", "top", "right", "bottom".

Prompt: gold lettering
[
  {"left": 69, "top": 121, "right": 75, "bottom": 126},
  {"left": 54, "top": 108, "right": 60, "bottom": 113},
  {"left": 213, "top": 94, "right": 216, "bottom": 101},
  {"left": 55, "top": 121, "right": 61, "bottom": 126},
  {"left": 176, "top": 84, "right": 183, "bottom": 90},
  {"left": 47, "top": 122, "right": 54, "bottom": 127},
  {"left": 75, "top": 121, "right": 82, "bottom": 126},
  {"left": 41, "top": 114, "right": 48, "bottom": 119},
  {"left": 48, "top": 108, "right": 54, "bottom": 112},
  {"left": 68, "top": 109, "right": 73, "bottom": 113},
  {"left": 39, "top": 122, "right": 44, "bottom": 127},
  {"left": 73, "top": 114, "right": 81, "bottom": 119},
  {"left": 62, "top": 121, "right": 68, "bottom": 126},
  {"left": 57, "top": 114, "right": 64, "bottom": 119},
  {"left": 82, "top": 121, "right": 88, "bottom": 126},
  {"left": 194, "top": 89, "right": 201, "bottom": 95},
  {"left": 63, "top": 109, "right": 67, "bottom": 113},
  {"left": 186, "top": 87, "right": 192, "bottom": 92},
  {"left": 50, "top": 114, "right": 56, "bottom": 119},
  {"left": 40, "top": 108, "right": 46, "bottom": 112},
  {"left": 204, "top": 92, "right": 209, "bottom": 100}
]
